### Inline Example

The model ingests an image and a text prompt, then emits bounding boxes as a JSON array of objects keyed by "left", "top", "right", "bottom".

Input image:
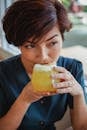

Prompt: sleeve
[{"left": 67, "top": 59, "right": 87, "bottom": 109}]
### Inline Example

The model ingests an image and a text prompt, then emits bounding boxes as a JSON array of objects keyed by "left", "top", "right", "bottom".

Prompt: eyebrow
[
  {"left": 46, "top": 34, "right": 58, "bottom": 41},
  {"left": 26, "top": 34, "right": 58, "bottom": 44}
]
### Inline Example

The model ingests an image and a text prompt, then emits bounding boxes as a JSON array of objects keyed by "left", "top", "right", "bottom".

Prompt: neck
[{"left": 20, "top": 56, "right": 34, "bottom": 75}]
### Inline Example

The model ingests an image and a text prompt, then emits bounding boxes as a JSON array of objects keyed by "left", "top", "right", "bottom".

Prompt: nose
[{"left": 39, "top": 46, "right": 49, "bottom": 64}]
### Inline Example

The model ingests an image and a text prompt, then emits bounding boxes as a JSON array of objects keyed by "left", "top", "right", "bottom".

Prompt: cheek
[
  {"left": 53, "top": 48, "right": 60, "bottom": 56},
  {"left": 49, "top": 44, "right": 62, "bottom": 61},
  {"left": 48, "top": 49, "right": 59, "bottom": 61},
  {"left": 51, "top": 44, "right": 62, "bottom": 55},
  {"left": 21, "top": 50, "right": 36, "bottom": 60}
]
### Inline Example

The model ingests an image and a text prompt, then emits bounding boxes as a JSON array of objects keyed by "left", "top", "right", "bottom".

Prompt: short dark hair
[{"left": 2, "top": 0, "right": 72, "bottom": 46}]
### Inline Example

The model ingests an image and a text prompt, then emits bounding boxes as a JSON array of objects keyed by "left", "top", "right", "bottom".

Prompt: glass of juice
[{"left": 32, "top": 64, "right": 59, "bottom": 92}]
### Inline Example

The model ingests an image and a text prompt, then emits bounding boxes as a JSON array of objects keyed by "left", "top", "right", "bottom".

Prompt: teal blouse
[{"left": 0, "top": 55, "right": 86, "bottom": 130}]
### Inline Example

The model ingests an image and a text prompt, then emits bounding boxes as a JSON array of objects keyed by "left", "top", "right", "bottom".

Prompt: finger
[
  {"left": 34, "top": 91, "right": 53, "bottom": 97},
  {"left": 34, "top": 92, "right": 43, "bottom": 98},
  {"left": 53, "top": 66, "right": 66, "bottom": 73},
  {"left": 51, "top": 72, "right": 72, "bottom": 81},
  {"left": 56, "top": 87, "right": 72, "bottom": 94},
  {"left": 52, "top": 80, "right": 75, "bottom": 89},
  {"left": 52, "top": 67, "right": 73, "bottom": 80}
]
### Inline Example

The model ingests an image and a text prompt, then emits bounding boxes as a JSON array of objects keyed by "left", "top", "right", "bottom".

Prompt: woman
[{"left": 0, "top": 0, "right": 87, "bottom": 130}]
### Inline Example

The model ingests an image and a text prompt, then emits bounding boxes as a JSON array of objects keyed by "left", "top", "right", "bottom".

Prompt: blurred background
[{"left": 0, "top": 0, "right": 87, "bottom": 79}]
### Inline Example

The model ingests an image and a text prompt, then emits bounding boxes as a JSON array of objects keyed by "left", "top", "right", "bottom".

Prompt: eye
[
  {"left": 24, "top": 44, "right": 36, "bottom": 49},
  {"left": 50, "top": 41, "right": 58, "bottom": 46}
]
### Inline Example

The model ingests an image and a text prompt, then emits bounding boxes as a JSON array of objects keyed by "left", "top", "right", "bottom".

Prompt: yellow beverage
[{"left": 32, "top": 64, "right": 58, "bottom": 92}]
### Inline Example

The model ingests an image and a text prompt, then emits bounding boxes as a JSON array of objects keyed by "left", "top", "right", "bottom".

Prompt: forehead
[
  {"left": 44, "top": 25, "right": 60, "bottom": 40},
  {"left": 28, "top": 25, "right": 61, "bottom": 44}
]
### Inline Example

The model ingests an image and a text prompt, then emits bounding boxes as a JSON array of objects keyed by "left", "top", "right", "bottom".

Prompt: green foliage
[
  {"left": 62, "top": 0, "right": 71, "bottom": 9},
  {"left": 83, "top": 6, "right": 87, "bottom": 12}
]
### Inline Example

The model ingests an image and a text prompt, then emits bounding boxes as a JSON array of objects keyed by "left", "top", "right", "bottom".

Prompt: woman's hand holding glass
[
  {"left": 52, "top": 66, "right": 83, "bottom": 96},
  {"left": 21, "top": 65, "right": 84, "bottom": 104},
  {"left": 21, "top": 82, "right": 51, "bottom": 104}
]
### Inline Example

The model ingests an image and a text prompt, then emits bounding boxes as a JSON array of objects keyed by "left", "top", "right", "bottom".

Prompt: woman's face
[{"left": 19, "top": 25, "right": 63, "bottom": 66}]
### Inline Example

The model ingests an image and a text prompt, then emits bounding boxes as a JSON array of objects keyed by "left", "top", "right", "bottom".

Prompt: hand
[
  {"left": 21, "top": 82, "right": 50, "bottom": 104},
  {"left": 51, "top": 66, "right": 83, "bottom": 96}
]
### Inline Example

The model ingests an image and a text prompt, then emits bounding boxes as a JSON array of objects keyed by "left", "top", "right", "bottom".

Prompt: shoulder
[
  {"left": 58, "top": 56, "right": 82, "bottom": 68},
  {"left": 0, "top": 55, "right": 20, "bottom": 65},
  {"left": 57, "top": 56, "right": 83, "bottom": 74},
  {"left": 0, "top": 55, "right": 21, "bottom": 78},
  {"left": 58, "top": 56, "right": 82, "bottom": 66},
  {"left": 0, "top": 55, "right": 20, "bottom": 66}
]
